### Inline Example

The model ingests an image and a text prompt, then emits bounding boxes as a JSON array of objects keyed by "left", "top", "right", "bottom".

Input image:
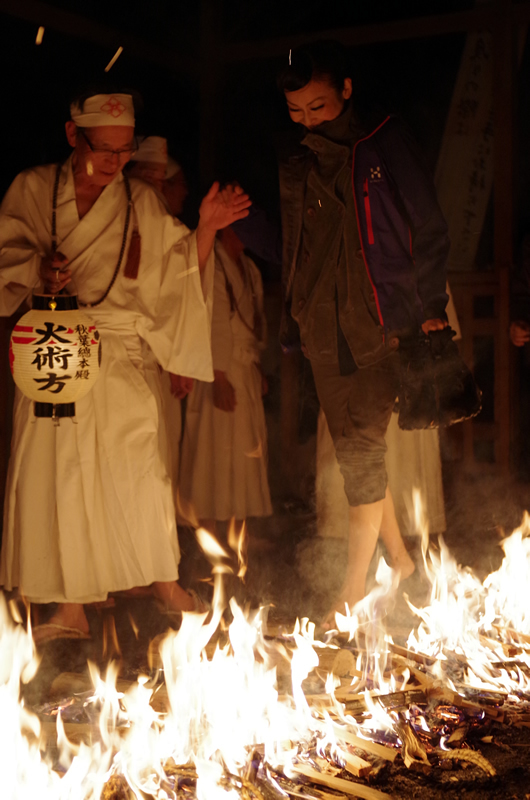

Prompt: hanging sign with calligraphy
[
  {"left": 434, "top": 31, "right": 494, "bottom": 272},
  {"left": 9, "top": 294, "right": 100, "bottom": 416}
]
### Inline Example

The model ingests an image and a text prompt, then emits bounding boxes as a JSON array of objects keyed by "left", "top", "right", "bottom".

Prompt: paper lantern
[{"left": 10, "top": 294, "right": 101, "bottom": 418}]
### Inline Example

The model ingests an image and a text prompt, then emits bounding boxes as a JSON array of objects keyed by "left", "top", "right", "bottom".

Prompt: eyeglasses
[{"left": 79, "top": 128, "right": 137, "bottom": 160}]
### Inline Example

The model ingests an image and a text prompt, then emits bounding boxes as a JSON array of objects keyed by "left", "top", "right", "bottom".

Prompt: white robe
[
  {"left": 0, "top": 158, "right": 214, "bottom": 604},
  {"left": 179, "top": 243, "right": 272, "bottom": 522}
]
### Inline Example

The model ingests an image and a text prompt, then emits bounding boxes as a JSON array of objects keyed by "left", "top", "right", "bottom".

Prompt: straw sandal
[{"left": 32, "top": 623, "right": 91, "bottom": 645}]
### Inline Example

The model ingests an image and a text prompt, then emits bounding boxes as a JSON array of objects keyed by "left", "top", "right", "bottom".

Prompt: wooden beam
[
  {"left": 0, "top": 0, "right": 196, "bottom": 75},
  {"left": 222, "top": 4, "right": 530, "bottom": 63}
]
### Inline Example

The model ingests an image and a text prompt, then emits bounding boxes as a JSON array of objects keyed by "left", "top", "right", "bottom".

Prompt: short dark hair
[{"left": 277, "top": 40, "right": 349, "bottom": 94}]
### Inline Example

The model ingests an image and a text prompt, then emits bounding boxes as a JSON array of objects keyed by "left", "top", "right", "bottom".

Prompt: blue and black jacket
[{"left": 233, "top": 110, "right": 449, "bottom": 366}]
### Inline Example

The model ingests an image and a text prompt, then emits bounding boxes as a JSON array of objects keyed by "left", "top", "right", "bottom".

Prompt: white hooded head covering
[
  {"left": 130, "top": 136, "right": 168, "bottom": 165},
  {"left": 165, "top": 156, "right": 182, "bottom": 179},
  {"left": 70, "top": 93, "right": 135, "bottom": 127}
]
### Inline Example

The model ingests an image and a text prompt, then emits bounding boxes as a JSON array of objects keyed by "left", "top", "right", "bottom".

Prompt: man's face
[
  {"left": 66, "top": 122, "right": 136, "bottom": 186},
  {"left": 284, "top": 77, "right": 352, "bottom": 129}
]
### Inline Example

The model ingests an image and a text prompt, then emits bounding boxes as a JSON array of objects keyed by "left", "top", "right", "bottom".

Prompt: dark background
[{"left": 0, "top": 1, "right": 487, "bottom": 234}]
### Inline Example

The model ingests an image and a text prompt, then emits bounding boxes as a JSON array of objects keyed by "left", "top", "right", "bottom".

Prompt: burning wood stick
[
  {"left": 281, "top": 786, "right": 347, "bottom": 800},
  {"left": 289, "top": 762, "right": 392, "bottom": 800},
  {"left": 492, "top": 624, "right": 530, "bottom": 647},
  {"left": 315, "top": 648, "right": 357, "bottom": 678},
  {"left": 333, "top": 686, "right": 367, "bottom": 703},
  {"left": 305, "top": 688, "right": 426, "bottom": 724},
  {"left": 374, "top": 689, "right": 426, "bottom": 711},
  {"left": 388, "top": 658, "right": 437, "bottom": 691},
  {"left": 394, "top": 717, "right": 429, "bottom": 771},
  {"left": 426, "top": 685, "right": 504, "bottom": 720},
  {"left": 311, "top": 720, "right": 397, "bottom": 763},
  {"left": 479, "top": 634, "right": 520, "bottom": 658},
  {"left": 340, "top": 751, "right": 373, "bottom": 779},
  {"left": 386, "top": 642, "right": 435, "bottom": 667}
]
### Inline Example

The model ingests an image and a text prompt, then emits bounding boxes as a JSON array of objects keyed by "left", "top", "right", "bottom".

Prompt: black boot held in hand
[{"left": 397, "top": 326, "right": 482, "bottom": 430}]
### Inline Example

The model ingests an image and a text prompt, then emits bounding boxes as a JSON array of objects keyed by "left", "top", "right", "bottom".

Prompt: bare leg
[
  {"left": 379, "top": 487, "right": 415, "bottom": 580},
  {"left": 329, "top": 498, "right": 384, "bottom": 617},
  {"left": 39, "top": 603, "right": 90, "bottom": 634}
]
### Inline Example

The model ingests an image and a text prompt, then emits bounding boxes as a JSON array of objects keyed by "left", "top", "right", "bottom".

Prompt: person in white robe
[
  {"left": 160, "top": 155, "right": 194, "bottom": 502},
  {"left": 0, "top": 91, "right": 250, "bottom": 641},
  {"left": 179, "top": 225, "right": 272, "bottom": 537},
  {"left": 163, "top": 157, "right": 189, "bottom": 218},
  {"left": 125, "top": 136, "right": 191, "bottom": 504},
  {"left": 126, "top": 135, "right": 168, "bottom": 193}
]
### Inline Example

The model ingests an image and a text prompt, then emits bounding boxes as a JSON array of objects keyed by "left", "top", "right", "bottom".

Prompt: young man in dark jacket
[{"left": 235, "top": 40, "right": 449, "bottom": 622}]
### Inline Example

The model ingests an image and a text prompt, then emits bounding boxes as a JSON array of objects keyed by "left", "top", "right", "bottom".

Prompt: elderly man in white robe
[{"left": 0, "top": 91, "right": 250, "bottom": 643}]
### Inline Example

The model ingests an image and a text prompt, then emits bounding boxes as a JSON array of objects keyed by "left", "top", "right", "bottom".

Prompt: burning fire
[{"left": 3, "top": 509, "right": 530, "bottom": 798}]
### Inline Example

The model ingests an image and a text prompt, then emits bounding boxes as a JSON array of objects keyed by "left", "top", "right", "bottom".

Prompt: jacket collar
[{"left": 303, "top": 104, "right": 360, "bottom": 146}]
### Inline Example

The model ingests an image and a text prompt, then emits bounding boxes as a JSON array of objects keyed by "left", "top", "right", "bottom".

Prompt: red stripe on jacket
[{"left": 351, "top": 116, "right": 391, "bottom": 332}]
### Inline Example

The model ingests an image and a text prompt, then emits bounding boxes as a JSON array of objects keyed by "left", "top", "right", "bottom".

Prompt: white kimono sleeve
[
  {"left": 0, "top": 171, "right": 49, "bottom": 315},
  {"left": 131, "top": 191, "right": 215, "bottom": 381}
]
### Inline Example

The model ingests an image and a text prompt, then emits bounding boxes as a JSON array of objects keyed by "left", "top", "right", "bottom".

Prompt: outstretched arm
[{"left": 196, "top": 181, "right": 250, "bottom": 272}]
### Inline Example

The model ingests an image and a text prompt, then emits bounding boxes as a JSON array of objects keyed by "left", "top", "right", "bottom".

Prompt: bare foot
[
  {"left": 38, "top": 603, "right": 90, "bottom": 635},
  {"left": 392, "top": 551, "right": 416, "bottom": 582},
  {"left": 152, "top": 581, "right": 202, "bottom": 613}
]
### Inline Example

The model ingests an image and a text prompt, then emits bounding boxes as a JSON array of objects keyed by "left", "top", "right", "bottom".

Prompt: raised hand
[
  {"left": 510, "top": 320, "right": 530, "bottom": 347},
  {"left": 421, "top": 318, "right": 448, "bottom": 334},
  {"left": 199, "top": 181, "right": 250, "bottom": 232}
]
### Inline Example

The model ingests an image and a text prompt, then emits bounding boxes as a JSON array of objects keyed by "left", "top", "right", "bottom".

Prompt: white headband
[
  {"left": 130, "top": 136, "right": 168, "bottom": 164},
  {"left": 70, "top": 93, "right": 135, "bottom": 127}
]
